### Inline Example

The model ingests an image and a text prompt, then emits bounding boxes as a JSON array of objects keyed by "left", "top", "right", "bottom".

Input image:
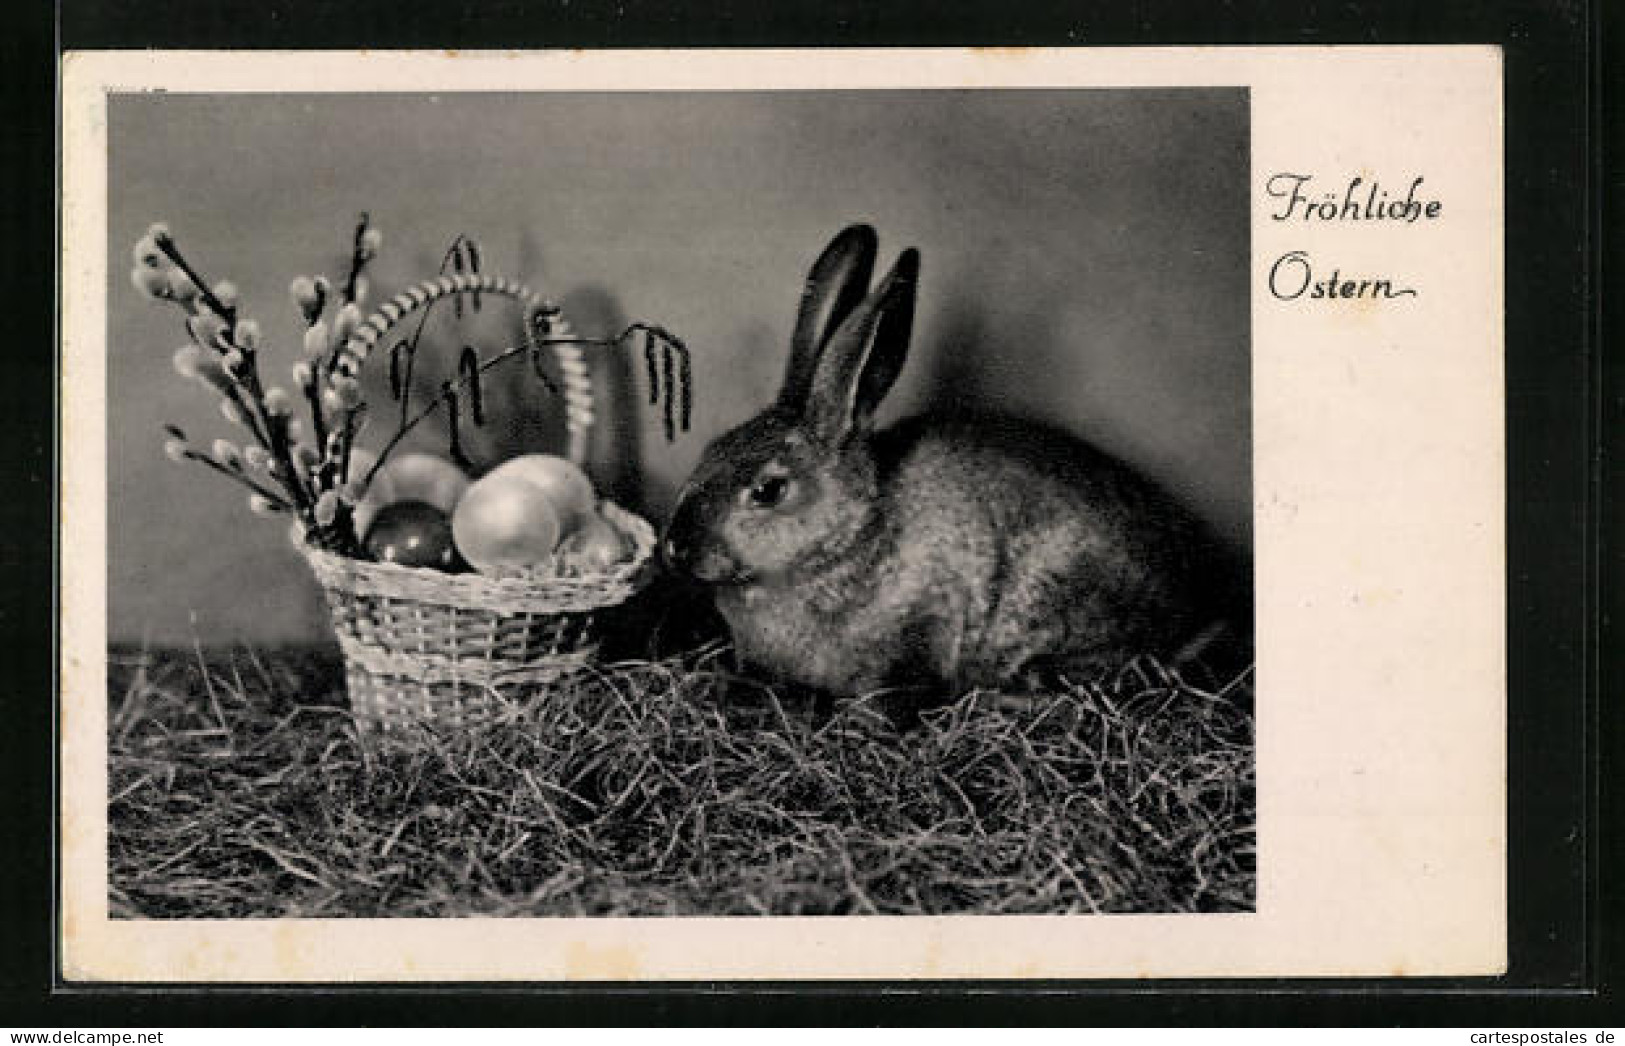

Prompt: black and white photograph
[
  {"left": 59, "top": 46, "right": 1508, "bottom": 982},
  {"left": 102, "top": 84, "right": 1254, "bottom": 919}
]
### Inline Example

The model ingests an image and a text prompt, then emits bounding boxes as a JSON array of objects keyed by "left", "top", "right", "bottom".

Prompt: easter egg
[
  {"left": 353, "top": 452, "right": 469, "bottom": 536},
  {"left": 451, "top": 472, "right": 564, "bottom": 576},
  {"left": 556, "top": 511, "right": 632, "bottom": 573},
  {"left": 363, "top": 500, "right": 464, "bottom": 571},
  {"left": 482, "top": 454, "right": 596, "bottom": 532}
]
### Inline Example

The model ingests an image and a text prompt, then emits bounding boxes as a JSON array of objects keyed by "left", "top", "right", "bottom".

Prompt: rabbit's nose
[
  {"left": 659, "top": 524, "right": 734, "bottom": 583},
  {"left": 658, "top": 517, "right": 697, "bottom": 573},
  {"left": 660, "top": 492, "right": 702, "bottom": 573}
]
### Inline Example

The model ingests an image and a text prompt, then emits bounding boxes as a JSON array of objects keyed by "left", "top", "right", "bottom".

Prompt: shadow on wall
[
  {"left": 920, "top": 271, "right": 1066, "bottom": 418},
  {"left": 106, "top": 89, "right": 1249, "bottom": 645}
]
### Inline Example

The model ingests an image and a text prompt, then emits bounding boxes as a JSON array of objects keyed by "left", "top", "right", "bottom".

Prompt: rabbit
[{"left": 661, "top": 224, "right": 1248, "bottom": 698}]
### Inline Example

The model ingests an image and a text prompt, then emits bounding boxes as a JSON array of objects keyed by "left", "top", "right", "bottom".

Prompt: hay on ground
[{"left": 107, "top": 642, "right": 1254, "bottom": 917}]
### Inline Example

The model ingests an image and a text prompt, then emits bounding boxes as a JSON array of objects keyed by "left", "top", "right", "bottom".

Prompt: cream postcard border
[{"left": 60, "top": 46, "right": 1505, "bottom": 981}]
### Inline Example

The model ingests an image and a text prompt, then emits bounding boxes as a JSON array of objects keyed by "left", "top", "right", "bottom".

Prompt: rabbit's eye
[{"left": 747, "top": 474, "right": 792, "bottom": 508}]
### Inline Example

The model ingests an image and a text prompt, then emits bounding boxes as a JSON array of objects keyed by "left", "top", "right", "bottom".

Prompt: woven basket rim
[{"left": 298, "top": 500, "right": 657, "bottom": 614}]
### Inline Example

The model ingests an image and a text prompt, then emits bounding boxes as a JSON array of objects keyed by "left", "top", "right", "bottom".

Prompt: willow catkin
[
  {"left": 661, "top": 339, "right": 677, "bottom": 443},
  {"left": 458, "top": 346, "right": 486, "bottom": 426},
  {"left": 675, "top": 337, "right": 693, "bottom": 433},
  {"left": 644, "top": 328, "right": 662, "bottom": 408},
  {"left": 444, "top": 384, "right": 466, "bottom": 467},
  {"left": 451, "top": 247, "right": 466, "bottom": 320},
  {"left": 389, "top": 341, "right": 406, "bottom": 401}
]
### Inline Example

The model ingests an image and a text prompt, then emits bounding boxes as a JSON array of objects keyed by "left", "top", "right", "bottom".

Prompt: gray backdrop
[{"left": 106, "top": 89, "right": 1249, "bottom": 645}]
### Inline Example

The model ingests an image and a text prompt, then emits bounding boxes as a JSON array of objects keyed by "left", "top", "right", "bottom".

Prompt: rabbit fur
[{"left": 662, "top": 224, "right": 1245, "bottom": 697}]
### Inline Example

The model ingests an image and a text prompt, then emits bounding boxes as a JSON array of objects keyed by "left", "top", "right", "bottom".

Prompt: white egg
[
  {"left": 482, "top": 454, "right": 596, "bottom": 533},
  {"left": 451, "top": 472, "right": 563, "bottom": 576},
  {"left": 556, "top": 511, "right": 632, "bottom": 573}
]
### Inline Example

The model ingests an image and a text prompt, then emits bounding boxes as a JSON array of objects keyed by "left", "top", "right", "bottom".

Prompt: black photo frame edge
[{"left": 5, "top": 0, "right": 1612, "bottom": 1026}]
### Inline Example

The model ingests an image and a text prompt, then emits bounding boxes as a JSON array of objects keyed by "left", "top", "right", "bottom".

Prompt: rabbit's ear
[
  {"left": 805, "top": 248, "right": 919, "bottom": 441},
  {"left": 777, "top": 224, "right": 878, "bottom": 410}
]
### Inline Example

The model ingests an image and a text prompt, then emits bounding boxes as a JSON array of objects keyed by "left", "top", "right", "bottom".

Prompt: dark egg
[{"left": 363, "top": 500, "right": 465, "bottom": 571}]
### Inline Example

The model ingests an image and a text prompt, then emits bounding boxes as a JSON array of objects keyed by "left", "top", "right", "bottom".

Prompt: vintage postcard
[{"left": 59, "top": 46, "right": 1503, "bottom": 980}]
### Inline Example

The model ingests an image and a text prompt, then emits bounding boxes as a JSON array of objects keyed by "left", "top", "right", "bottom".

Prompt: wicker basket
[
  {"left": 297, "top": 273, "right": 657, "bottom": 736},
  {"left": 301, "top": 503, "right": 654, "bottom": 734}
]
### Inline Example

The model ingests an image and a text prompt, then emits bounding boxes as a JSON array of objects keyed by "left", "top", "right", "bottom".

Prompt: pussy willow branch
[
  {"left": 337, "top": 405, "right": 365, "bottom": 489},
  {"left": 341, "top": 212, "right": 371, "bottom": 305},
  {"left": 629, "top": 323, "right": 692, "bottom": 441},
  {"left": 394, "top": 236, "right": 482, "bottom": 435},
  {"left": 359, "top": 325, "right": 691, "bottom": 490},
  {"left": 302, "top": 373, "right": 328, "bottom": 468},
  {"left": 182, "top": 449, "right": 295, "bottom": 508},
  {"left": 247, "top": 366, "right": 317, "bottom": 509},
  {"left": 361, "top": 336, "right": 546, "bottom": 489},
  {"left": 220, "top": 379, "right": 272, "bottom": 452},
  {"left": 320, "top": 216, "right": 379, "bottom": 385},
  {"left": 156, "top": 233, "right": 313, "bottom": 512},
  {"left": 154, "top": 234, "right": 237, "bottom": 327}
]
